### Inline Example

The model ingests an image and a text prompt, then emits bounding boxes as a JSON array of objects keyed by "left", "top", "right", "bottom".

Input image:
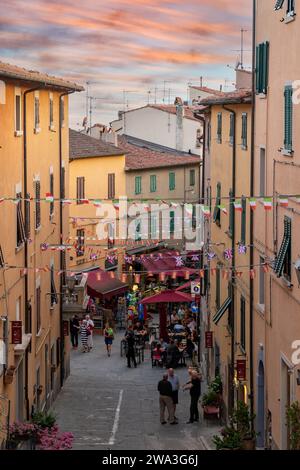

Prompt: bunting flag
[
  {"left": 20, "top": 268, "right": 28, "bottom": 276},
  {"left": 211, "top": 268, "right": 217, "bottom": 276},
  {"left": 238, "top": 244, "right": 247, "bottom": 255},
  {"left": 93, "top": 199, "right": 102, "bottom": 207},
  {"left": 218, "top": 205, "right": 228, "bottom": 215},
  {"left": 45, "top": 193, "right": 54, "bottom": 203},
  {"left": 62, "top": 199, "right": 72, "bottom": 205},
  {"left": 224, "top": 248, "right": 233, "bottom": 260},
  {"left": 263, "top": 264, "right": 269, "bottom": 273},
  {"left": 203, "top": 206, "right": 211, "bottom": 217},
  {"left": 250, "top": 269, "right": 256, "bottom": 279},
  {"left": 222, "top": 270, "right": 230, "bottom": 280},
  {"left": 235, "top": 271, "right": 243, "bottom": 278},
  {"left": 0, "top": 198, "right": 4, "bottom": 203},
  {"left": 199, "top": 269, "right": 205, "bottom": 279},
  {"left": 296, "top": 196, "right": 300, "bottom": 204},
  {"left": 279, "top": 197, "right": 289, "bottom": 207},
  {"left": 234, "top": 200, "right": 243, "bottom": 212},
  {"left": 80, "top": 199, "right": 90, "bottom": 204},
  {"left": 263, "top": 198, "right": 272, "bottom": 211},
  {"left": 249, "top": 198, "right": 257, "bottom": 210},
  {"left": 171, "top": 201, "right": 179, "bottom": 209}
]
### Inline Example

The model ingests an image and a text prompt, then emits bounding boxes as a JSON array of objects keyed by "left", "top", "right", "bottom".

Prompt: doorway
[
  {"left": 256, "top": 360, "right": 265, "bottom": 448},
  {"left": 280, "top": 359, "right": 291, "bottom": 450},
  {"left": 15, "top": 359, "right": 24, "bottom": 422}
]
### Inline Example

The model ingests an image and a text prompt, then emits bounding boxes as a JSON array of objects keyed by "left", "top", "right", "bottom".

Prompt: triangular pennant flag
[
  {"left": 249, "top": 198, "right": 257, "bottom": 210},
  {"left": 93, "top": 199, "right": 102, "bottom": 207},
  {"left": 45, "top": 193, "right": 54, "bottom": 203},
  {"left": 62, "top": 199, "right": 72, "bottom": 205},
  {"left": 203, "top": 206, "right": 211, "bottom": 217},
  {"left": 218, "top": 204, "right": 228, "bottom": 215},
  {"left": 263, "top": 198, "right": 272, "bottom": 210},
  {"left": 80, "top": 198, "right": 90, "bottom": 204},
  {"left": 234, "top": 200, "right": 243, "bottom": 212},
  {"left": 279, "top": 196, "right": 289, "bottom": 207}
]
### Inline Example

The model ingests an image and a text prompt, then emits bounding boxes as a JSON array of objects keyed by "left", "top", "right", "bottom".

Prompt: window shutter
[
  {"left": 108, "top": 174, "right": 115, "bottom": 199},
  {"left": 150, "top": 175, "right": 156, "bottom": 192},
  {"left": 241, "top": 196, "right": 247, "bottom": 244},
  {"left": 274, "top": 0, "right": 285, "bottom": 10},
  {"left": 169, "top": 172, "right": 175, "bottom": 191},
  {"left": 16, "top": 95, "right": 21, "bottom": 132},
  {"left": 25, "top": 193, "right": 31, "bottom": 238},
  {"left": 255, "top": 45, "right": 260, "bottom": 93},
  {"left": 229, "top": 113, "right": 234, "bottom": 145},
  {"left": 50, "top": 173, "right": 54, "bottom": 216},
  {"left": 135, "top": 176, "right": 141, "bottom": 195},
  {"left": 213, "top": 183, "right": 221, "bottom": 225},
  {"left": 262, "top": 42, "right": 269, "bottom": 94},
  {"left": 284, "top": 85, "right": 293, "bottom": 151},
  {"left": 229, "top": 189, "right": 234, "bottom": 238},
  {"left": 190, "top": 169, "right": 195, "bottom": 186},
  {"left": 170, "top": 211, "right": 175, "bottom": 234},
  {"left": 35, "top": 181, "right": 41, "bottom": 229},
  {"left": 242, "top": 114, "right": 247, "bottom": 149},
  {"left": 217, "top": 113, "right": 222, "bottom": 143}
]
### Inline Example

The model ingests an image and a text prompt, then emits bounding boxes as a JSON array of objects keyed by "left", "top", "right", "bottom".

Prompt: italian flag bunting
[
  {"left": 263, "top": 198, "right": 273, "bottom": 211},
  {"left": 62, "top": 199, "right": 72, "bottom": 205},
  {"left": 279, "top": 197, "right": 289, "bottom": 207},
  {"left": 218, "top": 204, "right": 228, "bottom": 215},
  {"left": 45, "top": 193, "right": 54, "bottom": 203},
  {"left": 249, "top": 198, "right": 257, "bottom": 210},
  {"left": 234, "top": 200, "right": 243, "bottom": 212},
  {"left": 81, "top": 198, "right": 90, "bottom": 204},
  {"left": 93, "top": 199, "right": 102, "bottom": 207},
  {"left": 203, "top": 206, "right": 211, "bottom": 217}
]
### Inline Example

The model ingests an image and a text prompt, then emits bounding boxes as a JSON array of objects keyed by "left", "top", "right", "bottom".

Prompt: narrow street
[{"left": 53, "top": 333, "right": 219, "bottom": 450}]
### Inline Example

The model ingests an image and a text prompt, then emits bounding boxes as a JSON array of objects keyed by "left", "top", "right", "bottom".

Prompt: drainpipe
[
  {"left": 23, "top": 86, "right": 42, "bottom": 420},
  {"left": 222, "top": 104, "right": 236, "bottom": 412},
  {"left": 249, "top": 0, "right": 257, "bottom": 430},
  {"left": 59, "top": 90, "right": 75, "bottom": 388}
]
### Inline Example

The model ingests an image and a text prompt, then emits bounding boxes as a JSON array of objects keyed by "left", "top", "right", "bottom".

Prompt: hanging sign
[
  {"left": 63, "top": 321, "right": 69, "bottom": 337},
  {"left": 236, "top": 359, "right": 247, "bottom": 381},
  {"left": 205, "top": 331, "right": 213, "bottom": 349},
  {"left": 11, "top": 321, "right": 22, "bottom": 345},
  {"left": 191, "top": 282, "right": 201, "bottom": 296}
]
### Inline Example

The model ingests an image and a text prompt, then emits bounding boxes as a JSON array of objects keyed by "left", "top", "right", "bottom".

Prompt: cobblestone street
[{"left": 53, "top": 333, "right": 220, "bottom": 450}]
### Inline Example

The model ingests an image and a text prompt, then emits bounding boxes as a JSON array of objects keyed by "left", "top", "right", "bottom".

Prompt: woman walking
[
  {"left": 80, "top": 319, "right": 89, "bottom": 353},
  {"left": 104, "top": 323, "right": 114, "bottom": 357}
]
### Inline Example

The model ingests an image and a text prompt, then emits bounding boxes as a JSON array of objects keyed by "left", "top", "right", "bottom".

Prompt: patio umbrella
[{"left": 140, "top": 290, "right": 192, "bottom": 304}]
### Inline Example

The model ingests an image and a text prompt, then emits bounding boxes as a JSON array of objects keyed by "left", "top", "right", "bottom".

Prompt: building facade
[
  {"left": 200, "top": 89, "right": 252, "bottom": 419},
  {"left": 253, "top": 0, "right": 300, "bottom": 450},
  {"left": 0, "top": 61, "right": 82, "bottom": 443}
]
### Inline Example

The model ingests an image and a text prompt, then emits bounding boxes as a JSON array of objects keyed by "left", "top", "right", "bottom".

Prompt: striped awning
[
  {"left": 213, "top": 297, "right": 232, "bottom": 325},
  {"left": 274, "top": 217, "right": 291, "bottom": 277}
]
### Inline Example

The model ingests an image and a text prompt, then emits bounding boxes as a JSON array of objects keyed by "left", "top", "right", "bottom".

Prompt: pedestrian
[
  {"left": 125, "top": 325, "right": 137, "bottom": 368},
  {"left": 70, "top": 314, "right": 80, "bottom": 349},
  {"left": 85, "top": 314, "right": 94, "bottom": 351},
  {"left": 167, "top": 368, "right": 180, "bottom": 422},
  {"left": 157, "top": 374, "right": 177, "bottom": 425},
  {"left": 80, "top": 320, "right": 89, "bottom": 353},
  {"left": 104, "top": 323, "right": 114, "bottom": 357},
  {"left": 184, "top": 370, "right": 201, "bottom": 423}
]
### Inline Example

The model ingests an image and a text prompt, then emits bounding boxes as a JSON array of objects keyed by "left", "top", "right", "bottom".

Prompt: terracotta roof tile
[
  {"left": 199, "top": 89, "right": 252, "bottom": 106},
  {"left": 0, "top": 60, "right": 83, "bottom": 91},
  {"left": 189, "top": 86, "right": 225, "bottom": 97},
  {"left": 69, "top": 129, "right": 124, "bottom": 160}
]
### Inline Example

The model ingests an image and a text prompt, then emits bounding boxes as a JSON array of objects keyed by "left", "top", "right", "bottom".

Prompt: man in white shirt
[{"left": 85, "top": 314, "right": 94, "bottom": 351}]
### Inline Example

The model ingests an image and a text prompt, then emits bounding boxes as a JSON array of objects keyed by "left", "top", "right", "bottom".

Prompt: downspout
[
  {"left": 249, "top": 0, "right": 257, "bottom": 430},
  {"left": 222, "top": 104, "right": 236, "bottom": 412},
  {"left": 59, "top": 90, "right": 75, "bottom": 388},
  {"left": 23, "top": 86, "right": 42, "bottom": 420}
]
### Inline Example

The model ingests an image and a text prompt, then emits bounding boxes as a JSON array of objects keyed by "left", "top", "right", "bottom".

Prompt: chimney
[{"left": 175, "top": 97, "right": 184, "bottom": 152}]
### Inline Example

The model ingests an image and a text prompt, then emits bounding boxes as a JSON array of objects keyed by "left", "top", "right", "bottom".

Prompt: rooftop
[
  {"left": 189, "top": 86, "right": 225, "bottom": 97},
  {"left": 119, "top": 135, "right": 200, "bottom": 171},
  {"left": 111, "top": 104, "right": 200, "bottom": 123},
  {"left": 0, "top": 60, "right": 83, "bottom": 91},
  {"left": 69, "top": 129, "right": 125, "bottom": 160},
  {"left": 199, "top": 89, "right": 252, "bottom": 106}
]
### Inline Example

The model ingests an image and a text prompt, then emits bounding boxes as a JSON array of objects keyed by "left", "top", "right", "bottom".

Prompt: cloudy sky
[{"left": 0, "top": 0, "right": 252, "bottom": 127}]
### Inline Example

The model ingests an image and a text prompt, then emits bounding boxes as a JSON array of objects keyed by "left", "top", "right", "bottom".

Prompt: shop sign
[{"left": 11, "top": 321, "right": 22, "bottom": 345}]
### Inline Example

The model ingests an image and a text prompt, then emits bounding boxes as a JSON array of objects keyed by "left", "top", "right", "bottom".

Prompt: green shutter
[
  {"left": 170, "top": 210, "right": 175, "bottom": 234},
  {"left": 241, "top": 196, "right": 246, "bottom": 244},
  {"left": 284, "top": 85, "right": 293, "bottom": 152},
  {"left": 150, "top": 175, "right": 157, "bottom": 192},
  {"left": 256, "top": 42, "right": 269, "bottom": 94},
  {"left": 190, "top": 169, "right": 195, "bottom": 186},
  {"left": 274, "top": 216, "right": 291, "bottom": 277},
  {"left": 229, "top": 113, "right": 234, "bottom": 145},
  {"left": 135, "top": 176, "right": 141, "bottom": 195},
  {"left": 229, "top": 189, "right": 234, "bottom": 238},
  {"left": 242, "top": 114, "right": 247, "bottom": 149},
  {"left": 213, "top": 183, "right": 221, "bottom": 225},
  {"left": 217, "top": 113, "right": 222, "bottom": 143},
  {"left": 169, "top": 172, "right": 175, "bottom": 191}
]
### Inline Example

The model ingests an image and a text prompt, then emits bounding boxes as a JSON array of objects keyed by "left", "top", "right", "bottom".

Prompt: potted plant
[
  {"left": 232, "top": 401, "right": 256, "bottom": 450},
  {"left": 8, "top": 422, "right": 39, "bottom": 447},
  {"left": 202, "top": 390, "right": 220, "bottom": 407},
  {"left": 210, "top": 375, "right": 223, "bottom": 396},
  {"left": 286, "top": 401, "right": 300, "bottom": 450},
  {"left": 32, "top": 411, "right": 57, "bottom": 430},
  {"left": 213, "top": 424, "right": 242, "bottom": 450}
]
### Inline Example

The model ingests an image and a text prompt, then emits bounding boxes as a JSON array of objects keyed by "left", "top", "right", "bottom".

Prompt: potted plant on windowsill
[
  {"left": 232, "top": 401, "right": 257, "bottom": 450},
  {"left": 213, "top": 425, "right": 242, "bottom": 450}
]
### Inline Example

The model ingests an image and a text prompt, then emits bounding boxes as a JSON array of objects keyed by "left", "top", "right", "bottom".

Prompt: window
[
  {"left": 107, "top": 223, "right": 115, "bottom": 249},
  {"left": 135, "top": 176, "right": 142, "bottom": 195},
  {"left": 49, "top": 93, "right": 54, "bottom": 129},
  {"left": 170, "top": 210, "right": 175, "bottom": 236},
  {"left": 36, "top": 285, "right": 41, "bottom": 335},
  {"left": 213, "top": 182, "right": 221, "bottom": 226},
  {"left": 229, "top": 112, "right": 234, "bottom": 145},
  {"left": 216, "top": 265, "right": 221, "bottom": 310},
  {"left": 275, "top": 0, "right": 295, "bottom": 15},
  {"left": 150, "top": 214, "right": 158, "bottom": 239},
  {"left": 150, "top": 175, "right": 157, "bottom": 193},
  {"left": 25, "top": 301, "right": 32, "bottom": 335},
  {"left": 50, "top": 344, "right": 55, "bottom": 391},
  {"left": 190, "top": 169, "right": 195, "bottom": 186},
  {"left": 240, "top": 297, "right": 246, "bottom": 351},
  {"left": 34, "top": 92, "right": 40, "bottom": 132},
  {"left": 60, "top": 96, "right": 65, "bottom": 127},
  {"left": 241, "top": 196, "right": 247, "bottom": 244},
  {"left": 260, "top": 148, "right": 266, "bottom": 196},
  {"left": 50, "top": 265, "right": 58, "bottom": 308},
  {"left": 25, "top": 193, "right": 31, "bottom": 238},
  {"left": 169, "top": 172, "right": 176, "bottom": 191},
  {"left": 229, "top": 189, "right": 234, "bottom": 238},
  {"left": 217, "top": 112, "right": 222, "bottom": 143},
  {"left": 15, "top": 88, "right": 22, "bottom": 135},
  {"left": 192, "top": 205, "right": 197, "bottom": 230},
  {"left": 256, "top": 42, "right": 269, "bottom": 95},
  {"left": 76, "top": 176, "right": 85, "bottom": 204},
  {"left": 76, "top": 229, "right": 85, "bottom": 257},
  {"left": 241, "top": 113, "right": 248, "bottom": 149},
  {"left": 274, "top": 217, "right": 292, "bottom": 279},
  {"left": 207, "top": 121, "right": 211, "bottom": 152},
  {"left": 35, "top": 180, "right": 41, "bottom": 229},
  {"left": 16, "top": 192, "right": 26, "bottom": 247},
  {"left": 135, "top": 220, "right": 142, "bottom": 241},
  {"left": 108, "top": 173, "right": 115, "bottom": 199},
  {"left": 49, "top": 172, "right": 54, "bottom": 218},
  {"left": 61, "top": 166, "right": 66, "bottom": 200},
  {"left": 284, "top": 85, "right": 293, "bottom": 153},
  {"left": 259, "top": 257, "right": 265, "bottom": 307}
]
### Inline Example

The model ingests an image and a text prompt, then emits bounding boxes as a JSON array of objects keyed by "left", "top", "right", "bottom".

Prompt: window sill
[
  {"left": 14, "top": 130, "right": 23, "bottom": 137},
  {"left": 281, "top": 276, "right": 293, "bottom": 289},
  {"left": 285, "top": 14, "right": 296, "bottom": 24},
  {"left": 34, "top": 128, "right": 41, "bottom": 134},
  {"left": 281, "top": 148, "right": 294, "bottom": 157}
]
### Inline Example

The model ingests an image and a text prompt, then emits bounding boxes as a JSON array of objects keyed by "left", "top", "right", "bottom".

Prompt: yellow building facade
[
  {"left": 0, "top": 62, "right": 82, "bottom": 443},
  {"left": 201, "top": 90, "right": 252, "bottom": 418}
]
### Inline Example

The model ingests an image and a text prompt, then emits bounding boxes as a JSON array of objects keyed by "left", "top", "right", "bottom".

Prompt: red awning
[
  {"left": 87, "top": 269, "right": 128, "bottom": 300},
  {"left": 139, "top": 250, "right": 195, "bottom": 277},
  {"left": 140, "top": 290, "right": 192, "bottom": 304},
  {"left": 176, "top": 278, "right": 201, "bottom": 291}
]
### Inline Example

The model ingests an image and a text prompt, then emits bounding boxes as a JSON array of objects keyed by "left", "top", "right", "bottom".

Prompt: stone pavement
[{"left": 52, "top": 332, "right": 221, "bottom": 450}]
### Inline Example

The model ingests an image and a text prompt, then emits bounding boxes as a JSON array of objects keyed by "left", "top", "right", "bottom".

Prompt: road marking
[{"left": 108, "top": 389, "right": 123, "bottom": 446}]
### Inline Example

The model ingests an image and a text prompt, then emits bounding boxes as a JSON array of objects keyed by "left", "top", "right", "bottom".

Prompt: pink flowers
[
  {"left": 9, "top": 422, "right": 38, "bottom": 441},
  {"left": 37, "top": 426, "right": 74, "bottom": 451}
]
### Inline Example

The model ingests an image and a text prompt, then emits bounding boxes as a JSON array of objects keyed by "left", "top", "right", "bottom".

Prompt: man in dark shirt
[
  {"left": 157, "top": 374, "right": 177, "bottom": 425},
  {"left": 125, "top": 326, "right": 137, "bottom": 368},
  {"left": 70, "top": 315, "right": 80, "bottom": 349},
  {"left": 184, "top": 370, "right": 201, "bottom": 423}
]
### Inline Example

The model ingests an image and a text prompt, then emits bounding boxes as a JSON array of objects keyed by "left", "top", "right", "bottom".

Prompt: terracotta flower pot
[{"left": 241, "top": 438, "right": 256, "bottom": 451}]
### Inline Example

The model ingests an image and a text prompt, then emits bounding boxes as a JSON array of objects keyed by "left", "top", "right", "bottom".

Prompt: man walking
[
  {"left": 168, "top": 368, "right": 180, "bottom": 422},
  {"left": 125, "top": 325, "right": 137, "bottom": 368},
  {"left": 157, "top": 374, "right": 177, "bottom": 425},
  {"left": 70, "top": 315, "right": 80, "bottom": 349},
  {"left": 184, "top": 370, "right": 201, "bottom": 423},
  {"left": 85, "top": 314, "right": 94, "bottom": 351}
]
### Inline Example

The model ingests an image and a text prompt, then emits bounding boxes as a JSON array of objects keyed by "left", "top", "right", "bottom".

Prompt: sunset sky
[{"left": 0, "top": 0, "right": 252, "bottom": 127}]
